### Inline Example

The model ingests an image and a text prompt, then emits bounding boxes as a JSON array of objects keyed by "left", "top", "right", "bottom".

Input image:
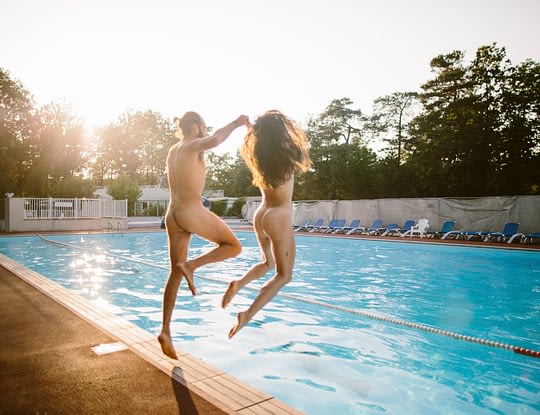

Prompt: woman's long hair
[{"left": 242, "top": 110, "right": 311, "bottom": 189}]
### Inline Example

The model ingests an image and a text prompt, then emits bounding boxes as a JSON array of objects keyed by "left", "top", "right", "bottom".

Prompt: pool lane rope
[{"left": 37, "top": 234, "right": 540, "bottom": 359}]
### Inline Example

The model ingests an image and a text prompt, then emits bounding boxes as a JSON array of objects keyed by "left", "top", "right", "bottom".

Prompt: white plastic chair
[{"left": 401, "top": 219, "right": 429, "bottom": 238}]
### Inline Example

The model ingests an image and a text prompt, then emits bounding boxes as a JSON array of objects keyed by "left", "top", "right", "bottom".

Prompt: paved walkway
[{"left": 0, "top": 264, "right": 231, "bottom": 415}]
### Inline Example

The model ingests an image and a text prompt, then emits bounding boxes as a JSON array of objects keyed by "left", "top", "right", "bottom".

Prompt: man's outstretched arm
[{"left": 186, "top": 115, "right": 250, "bottom": 152}]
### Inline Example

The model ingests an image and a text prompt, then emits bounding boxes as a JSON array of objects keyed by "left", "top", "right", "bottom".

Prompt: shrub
[
  {"left": 227, "top": 197, "right": 246, "bottom": 217},
  {"left": 210, "top": 199, "right": 227, "bottom": 217}
]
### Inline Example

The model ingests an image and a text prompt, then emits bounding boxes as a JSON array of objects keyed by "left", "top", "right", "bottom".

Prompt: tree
[
  {"left": 0, "top": 67, "right": 35, "bottom": 196},
  {"left": 205, "top": 151, "right": 234, "bottom": 194},
  {"left": 133, "top": 110, "right": 176, "bottom": 185},
  {"left": 407, "top": 44, "right": 540, "bottom": 196},
  {"left": 491, "top": 56, "right": 540, "bottom": 193},
  {"left": 407, "top": 50, "right": 490, "bottom": 196},
  {"left": 302, "top": 98, "right": 376, "bottom": 199},
  {"left": 371, "top": 91, "right": 419, "bottom": 164},
  {"left": 91, "top": 110, "right": 175, "bottom": 186},
  {"left": 310, "top": 97, "right": 364, "bottom": 146},
  {"left": 54, "top": 176, "right": 95, "bottom": 198},
  {"left": 26, "top": 100, "right": 87, "bottom": 196},
  {"left": 225, "top": 151, "right": 259, "bottom": 197},
  {"left": 107, "top": 175, "right": 142, "bottom": 216}
]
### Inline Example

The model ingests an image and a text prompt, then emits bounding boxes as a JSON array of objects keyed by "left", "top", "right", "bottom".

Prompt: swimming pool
[{"left": 0, "top": 232, "right": 538, "bottom": 414}]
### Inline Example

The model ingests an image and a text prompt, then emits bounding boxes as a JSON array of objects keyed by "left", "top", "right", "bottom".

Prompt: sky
[{"left": 2, "top": 0, "right": 540, "bottom": 154}]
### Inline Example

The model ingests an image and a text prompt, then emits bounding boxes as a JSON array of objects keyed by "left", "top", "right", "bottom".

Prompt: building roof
[{"left": 93, "top": 186, "right": 170, "bottom": 202}]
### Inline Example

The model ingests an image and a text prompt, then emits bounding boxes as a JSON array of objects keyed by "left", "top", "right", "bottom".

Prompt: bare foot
[
  {"left": 177, "top": 262, "right": 196, "bottom": 295},
  {"left": 228, "top": 311, "right": 249, "bottom": 339},
  {"left": 158, "top": 332, "right": 178, "bottom": 359},
  {"left": 221, "top": 280, "right": 240, "bottom": 308}
]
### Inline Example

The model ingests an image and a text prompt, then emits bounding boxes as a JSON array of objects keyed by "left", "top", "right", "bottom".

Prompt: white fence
[
  {"left": 23, "top": 198, "right": 127, "bottom": 219},
  {"left": 1, "top": 197, "right": 128, "bottom": 232}
]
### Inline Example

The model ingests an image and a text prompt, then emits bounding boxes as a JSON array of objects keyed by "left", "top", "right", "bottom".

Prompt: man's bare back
[{"left": 158, "top": 112, "right": 249, "bottom": 359}]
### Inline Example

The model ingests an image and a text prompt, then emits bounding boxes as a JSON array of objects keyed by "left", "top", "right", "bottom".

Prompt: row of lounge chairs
[
  {"left": 294, "top": 218, "right": 432, "bottom": 237},
  {"left": 294, "top": 219, "right": 539, "bottom": 244},
  {"left": 442, "top": 222, "right": 540, "bottom": 244}
]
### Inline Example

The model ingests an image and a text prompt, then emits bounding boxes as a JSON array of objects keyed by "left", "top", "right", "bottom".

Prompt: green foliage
[
  {"left": 91, "top": 110, "right": 176, "bottom": 186},
  {"left": 408, "top": 44, "right": 540, "bottom": 196},
  {"left": 205, "top": 152, "right": 234, "bottom": 193},
  {"left": 0, "top": 67, "right": 35, "bottom": 196},
  {"left": 2, "top": 42, "right": 539, "bottom": 201},
  {"left": 227, "top": 197, "right": 246, "bottom": 217},
  {"left": 301, "top": 98, "right": 378, "bottom": 199},
  {"left": 225, "top": 150, "right": 259, "bottom": 197},
  {"left": 210, "top": 199, "right": 228, "bottom": 217},
  {"left": 371, "top": 92, "right": 419, "bottom": 164},
  {"left": 54, "top": 177, "right": 95, "bottom": 198},
  {"left": 107, "top": 175, "right": 142, "bottom": 216},
  {"left": 28, "top": 101, "right": 87, "bottom": 196},
  {"left": 141, "top": 203, "right": 167, "bottom": 216}
]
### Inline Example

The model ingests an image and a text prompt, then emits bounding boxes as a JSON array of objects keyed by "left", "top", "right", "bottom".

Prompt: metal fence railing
[
  {"left": 100, "top": 199, "right": 128, "bottom": 218},
  {"left": 23, "top": 198, "right": 127, "bottom": 219}
]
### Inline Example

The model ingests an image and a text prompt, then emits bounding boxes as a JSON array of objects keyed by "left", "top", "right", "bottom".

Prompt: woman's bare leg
[
  {"left": 222, "top": 216, "right": 274, "bottom": 308},
  {"left": 228, "top": 210, "right": 295, "bottom": 338}
]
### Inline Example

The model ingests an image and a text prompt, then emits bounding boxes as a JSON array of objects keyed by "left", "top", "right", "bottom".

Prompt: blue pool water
[{"left": 0, "top": 232, "right": 539, "bottom": 414}]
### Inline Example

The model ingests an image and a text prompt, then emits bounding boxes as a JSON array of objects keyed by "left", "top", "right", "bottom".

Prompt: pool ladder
[{"left": 107, "top": 220, "right": 124, "bottom": 235}]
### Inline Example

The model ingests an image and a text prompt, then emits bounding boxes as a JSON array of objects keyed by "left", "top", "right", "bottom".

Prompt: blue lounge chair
[
  {"left": 319, "top": 218, "right": 340, "bottom": 233},
  {"left": 345, "top": 219, "right": 364, "bottom": 235},
  {"left": 441, "top": 228, "right": 469, "bottom": 240},
  {"left": 307, "top": 218, "right": 325, "bottom": 232},
  {"left": 327, "top": 218, "right": 347, "bottom": 233},
  {"left": 393, "top": 219, "right": 415, "bottom": 236},
  {"left": 294, "top": 219, "right": 311, "bottom": 232},
  {"left": 379, "top": 223, "right": 399, "bottom": 236},
  {"left": 506, "top": 231, "right": 540, "bottom": 244},
  {"left": 522, "top": 232, "right": 540, "bottom": 244},
  {"left": 461, "top": 222, "right": 519, "bottom": 242},
  {"left": 464, "top": 230, "right": 488, "bottom": 241},
  {"left": 483, "top": 222, "right": 520, "bottom": 242},
  {"left": 347, "top": 219, "right": 382, "bottom": 235},
  {"left": 361, "top": 219, "right": 384, "bottom": 235},
  {"left": 428, "top": 220, "right": 456, "bottom": 239},
  {"left": 336, "top": 219, "right": 361, "bottom": 234}
]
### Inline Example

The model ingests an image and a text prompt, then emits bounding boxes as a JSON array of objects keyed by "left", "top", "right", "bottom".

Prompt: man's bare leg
[
  {"left": 158, "top": 219, "right": 191, "bottom": 359},
  {"left": 159, "top": 208, "right": 241, "bottom": 357},
  {"left": 181, "top": 209, "right": 242, "bottom": 278},
  {"left": 177, "top": 262, "right": 196, "bottom": 295},
  {"left": 158, "top": 263, "right": 183, "bottom": 359}
]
